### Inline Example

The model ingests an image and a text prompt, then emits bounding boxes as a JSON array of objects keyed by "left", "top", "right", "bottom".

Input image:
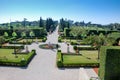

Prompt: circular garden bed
[{"left": 39, "top": 44, "right": 60, "bottom": 49}]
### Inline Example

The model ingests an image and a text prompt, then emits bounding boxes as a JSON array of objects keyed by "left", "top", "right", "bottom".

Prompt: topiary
[{"left": 73, "top": 46, "right": 78, "bottom": 50}]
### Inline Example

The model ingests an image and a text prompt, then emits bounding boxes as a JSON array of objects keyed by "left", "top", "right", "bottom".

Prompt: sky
[{"left": 0, "top": 0, "right": 120, "bottom": 24}]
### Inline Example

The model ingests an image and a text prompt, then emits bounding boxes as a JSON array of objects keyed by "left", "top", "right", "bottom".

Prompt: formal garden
[
  {"left": 0, "top": 17, "right": 58, "bottom": 67},
  {"left": 57, "top": 50, "right": 99, "bottom": 67},
  {"left": 0, "top": 28, "right": 47, "bottom": 67},
  {"left": 0, "top": 17, "right": 120, "bottom": 80},
  {"left": 57, "top": 22, "right": 120, "bottom": 79}
]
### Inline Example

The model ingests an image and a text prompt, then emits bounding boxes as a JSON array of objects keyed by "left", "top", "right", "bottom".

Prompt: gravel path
[{"left": 0, "top": 26, "right": 79, "bottom": 80}]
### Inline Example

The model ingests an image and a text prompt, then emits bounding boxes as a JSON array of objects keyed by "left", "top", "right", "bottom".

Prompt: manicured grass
[
  {"left": 18, "top": 39, "right": 42, "bottom": 42},
  {"left": 63, "top": 50, "right": 98, "bottom": 64},
  {"left": 61, "top": 39, "right": 77, "bottom": 43},
  {"left": 0, "top": 49, "right": 27, "bottom": 62},
  {"left": 0, "top": 49, "right": 36, "bottom": 66},
  {"left": 61, "top": 38, "right": 87, "bottom": 45}
]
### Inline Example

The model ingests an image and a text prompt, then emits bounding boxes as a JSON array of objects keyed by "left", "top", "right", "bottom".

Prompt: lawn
[
  {"left": 62, "top": 50, "right": 99, "bottom": 67},
  {"left": 0, "top": 49, "right": 35, "bottom": 66},
  {"left": 61, "top": 39, "right": 77, "bottom": 43},
  {"left": 61, "top": 38, "right": 87, "bottom": 45},
  {"left": 18, "top": 39, "right": 43, "bottom": 42}
]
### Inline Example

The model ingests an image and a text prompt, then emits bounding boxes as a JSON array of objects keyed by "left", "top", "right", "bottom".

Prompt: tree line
[{"left": 0, "top": 17, "right": 58, "bottom": 33}]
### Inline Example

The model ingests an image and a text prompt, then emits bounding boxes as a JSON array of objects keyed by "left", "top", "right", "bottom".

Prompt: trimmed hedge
[
  {"left": 42, "top": 37, "right": 47, "bottom": 42},
  {"left": 62, "top": 28, "right": 119, "bottom": 38},
  {"left": 58, "top": 37, "right": 62, "bottom": 42},
  {"left": 56, "top": 50, "right": 63, "bottom": 67},
  {"left": 0, "top": 49, "right": 36, "bottom": 67},
  {"left": 99, "top": 46, "right": 120, "bottom": 80},
  {"left": 75, "top": 46, "right": 98, "bottom": 50},
  {"left": 70, "top": 41, "right": 78, "bottom": 45},
  {"left": 9, "top": 41, "right": 31, "bottom": 45},
  {"left": 0, "top": 45, "right": 24, "bottom": 49},
  {"left": 64, "top": 28, "right": 71, "bottom": 37},
  {"left": 20, "top": 49, "right": 36, "bottom": 67},
  {"left": 63, "top": 62, "right": 99, "bottom": 67},
  {"left": 0, "top": 28, "right": 47, "bottom": 37}
]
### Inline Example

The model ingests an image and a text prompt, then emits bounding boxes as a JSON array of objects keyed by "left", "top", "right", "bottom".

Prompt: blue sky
[{"left": 0, "top": 0, "right": 120, "bottom": 24}]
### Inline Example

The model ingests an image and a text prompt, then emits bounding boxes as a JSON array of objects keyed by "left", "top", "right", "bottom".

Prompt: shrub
[
  {"left": 70, "top": 41, "right": 78, "bottom": 45},
  {"left": 57, "top": 50, "right": 63, "bottom": 67},
  {"left": 58, "top": 37, "right": 62, "bottom": 42},
  {"left": 73, "top": 46, "right": 78, "bottom": 50},
  {"left": 9, "top": 41, "right": 31, "bottom": 45},
  {"left": 0, "top": 45, "right": 24, "bottom": 49},
  {"left": 42, "top": 37, "right": 47, "bottom": 42},
  {"left": 63, "top": 63, "right": 99, "bottom": 67},
  {"left": 77, "top": 46, "right": 98, "bottom": 50},
  {"left": 64, "top": 28, "right": 71, "bottom": 37},
  {"left": 21, "top": 49, "right": 36, "bottom": 67},
  {"left": 58, "top": 50, "right": 61, "bottom": 52}
]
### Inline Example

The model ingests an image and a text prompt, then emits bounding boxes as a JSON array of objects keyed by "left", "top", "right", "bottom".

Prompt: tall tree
[
  {"left": 23, "top": 18, "right": 27, "bottom": 27},
  {"left": 60, "top": 18, "right": 65, "bottom": 31},
  {"left": 46, "top": 18, "right": 54, "bottom": 32},
  {"left": 39, "top": 17, "right": 44, "bottom": 27},
  {"left": 60, "top": 18, "right": 70, "bottom": 31}
]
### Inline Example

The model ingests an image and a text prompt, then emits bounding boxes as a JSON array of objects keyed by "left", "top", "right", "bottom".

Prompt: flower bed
[{"left": 39, "top": 44, "right": 60, "bottom": 49}]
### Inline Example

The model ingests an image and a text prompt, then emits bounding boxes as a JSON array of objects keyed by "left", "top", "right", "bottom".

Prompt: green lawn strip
[
  {"left": 62, "top": 50, "right": 99, "bottom": 67},
  {"left": 62, "top": 39, "right": 77, "bottom": 43},
  {"left": 61, "top": 39, "right": 86, "bottom": 45},
  {"left": 18, "top": 39, "right": 42, "bottom": 42},
  {"left": 0, "top": 49, "right": 36, "bottom": 66}
]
